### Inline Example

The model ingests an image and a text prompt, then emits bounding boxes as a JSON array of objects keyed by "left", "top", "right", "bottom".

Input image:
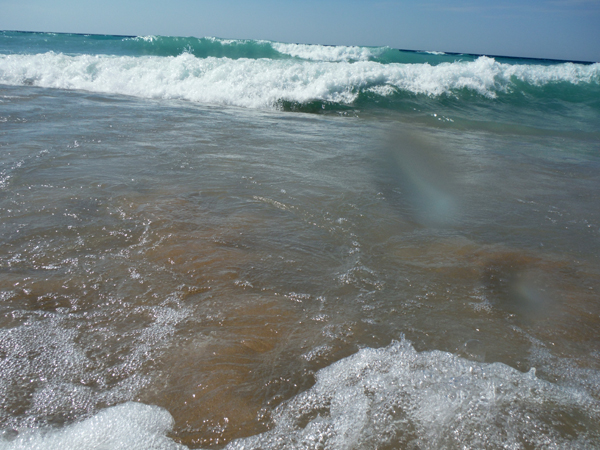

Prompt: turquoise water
[
  {"left": 1, "top": 31, "right": 600, "bottom": 449},
  {"left": 1, "top": 31, "right": 598, "bottom": 125}
]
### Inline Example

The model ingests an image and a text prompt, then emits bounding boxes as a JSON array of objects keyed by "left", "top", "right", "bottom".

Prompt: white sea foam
[
  {"left": 0, "top": 307, "right": 186, "bottom": 432},
  {"left": 133, "top": 35, "right": 159, "bottom": 43},
  {"left": 1, "top": 340, "right": 598, "bottom": 449},
  {"left": 0, "top": 403, "right": 185, "bottom": 450},
  {"left": 225, "top": 339, "right": 600, "bottom": 449},
  {"left": 0, "top": 53, "right": 598, "bottom": 110},
  {"left": 271, "top": 42, "right": 381, "bottom": 62}
]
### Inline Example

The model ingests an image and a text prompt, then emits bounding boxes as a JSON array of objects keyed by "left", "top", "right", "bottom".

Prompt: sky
[{"left": 1, "top": 0, "right": 599, "bottom": 62}]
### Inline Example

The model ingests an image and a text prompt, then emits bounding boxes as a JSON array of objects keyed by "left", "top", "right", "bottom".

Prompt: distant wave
[
  {"left": 271, "top": 42, "right": 384, "bottom": 62},
  {"left": 114, "top": 35, "right": 403, "bottom": 63},
  {"left": 127, "top": 35, "right": 284, "bottom": 60},
  {"left": 0, "top": 32, "right": 458, "bottom": 64}
]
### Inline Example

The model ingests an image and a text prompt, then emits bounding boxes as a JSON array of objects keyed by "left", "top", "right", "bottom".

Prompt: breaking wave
[{"left": 1, "top": 50, "right": 598, "bottom": 111}]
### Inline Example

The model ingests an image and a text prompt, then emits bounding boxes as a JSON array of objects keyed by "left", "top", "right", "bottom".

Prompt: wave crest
[{"left": 1, "top": 52, "right": 598, "bottom": 110}]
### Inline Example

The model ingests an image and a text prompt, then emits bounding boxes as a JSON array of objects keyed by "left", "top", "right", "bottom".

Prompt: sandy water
[{"left": 1, "top": 84, "right": 600, "bottom": 448}]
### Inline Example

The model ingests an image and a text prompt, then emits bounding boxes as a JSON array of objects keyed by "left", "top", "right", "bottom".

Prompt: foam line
[{"left": 1, "top": 53, "right": 597, "bottom": 110}]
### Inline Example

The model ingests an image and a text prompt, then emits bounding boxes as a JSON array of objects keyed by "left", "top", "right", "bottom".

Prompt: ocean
[{"left": 1, "top": 30, "right": 599, "bottom": 449}]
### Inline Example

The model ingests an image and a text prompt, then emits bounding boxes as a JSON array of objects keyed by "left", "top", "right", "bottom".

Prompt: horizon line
[{"left": 2, "top": 29, "right": 597, "bottom": 65}]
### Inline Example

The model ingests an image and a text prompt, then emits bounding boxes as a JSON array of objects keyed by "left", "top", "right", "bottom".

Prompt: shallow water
[{"left": 1, "top": 81, "right": 600, "bottom": 449}]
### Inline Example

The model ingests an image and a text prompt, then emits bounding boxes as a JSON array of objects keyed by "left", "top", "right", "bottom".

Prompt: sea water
[{"left": 1, "top": 31, "right": 600, "bottom": 449}]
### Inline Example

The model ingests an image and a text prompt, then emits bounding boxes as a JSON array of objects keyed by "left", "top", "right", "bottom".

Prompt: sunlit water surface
[{"left": 1, "top": 84, "right": 600, "bottom": 449}]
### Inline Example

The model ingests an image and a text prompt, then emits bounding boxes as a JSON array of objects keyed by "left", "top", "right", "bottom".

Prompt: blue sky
[{"left": 1, "top": 0, "right": 599, "bottom": 61}]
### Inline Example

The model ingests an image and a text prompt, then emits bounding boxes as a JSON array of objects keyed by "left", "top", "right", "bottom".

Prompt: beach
[{"left": 1, "top": 31, "right": 600, "bottom": 449}]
